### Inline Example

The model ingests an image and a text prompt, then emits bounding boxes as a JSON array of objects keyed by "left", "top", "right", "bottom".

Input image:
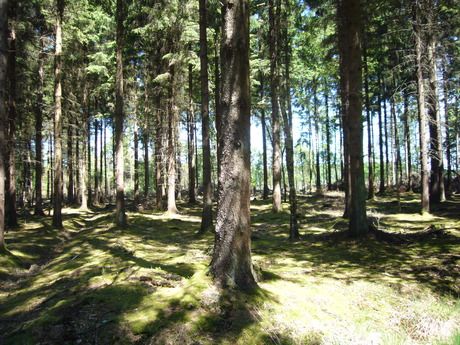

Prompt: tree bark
[
  {"left": 403, "top": 88, "right": 412, "bottom": 192},
  {"left": 377, "top": 83, "right": 385, "bottom": 194},
  {"left": 35, "top": 35, "right": 45, "bottom": 215},
  {"left": 338, "top": 0, "right": 367, "bottom": 238},
  {"left": 115, "top": 0, "right": 127, "bottom": 225},
  {"left": 199, "top": 0, "right": 213, "bottom": 232},
  {"left": 187, "top": 64, "right": 196, "bottom": 204},
  {"left": 413, "top": 0, "right": 430, "bottom": 214},
  {"left": 363, "top": 48, "right": 374, "bottom": 200},
  {"left": 6, "top": 0, "right": 17, "bottom": 227},
  {"left": 166, "top": 63, "right": 178, "bottom": 214},
  {"left": 0, "top": 0, "right": 7, "bottom": 250},
  {"left": 269, "top": 0, "right": 282, "bottom": 213},
  {"left": 52, "top": 0, "right": 64, "bottom": 228},
  {"left": 210, "top": 0, "right": 257, "bottom": 292},
  {"left": 426, "top": 3, "right": 445, "bottom": 204},
  {"left": 280, "top": 0, "right": 300, "bottom": 240}
]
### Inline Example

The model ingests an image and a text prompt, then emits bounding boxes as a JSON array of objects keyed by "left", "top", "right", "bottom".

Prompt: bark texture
[{"left": 210, "top": 0, "right": 257, "bottom": 292}]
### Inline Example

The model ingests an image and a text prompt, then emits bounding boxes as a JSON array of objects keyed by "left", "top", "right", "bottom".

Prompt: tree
[
  {"left": 412, "top": 0, "right": 429, "bottom": 214},
  {"left": 0, "top": 0, "right": 7, "bottom": 251},
  {"left": 114, "top": 0, "right": 127, "bottom": 226},
  {"left": 209, "top": 0, "right": 257, "bottom": 291},
  {"left": 199, "top": 0, "right": 213, "bottom": 233},
  {"left": 269, "top": 0, "right": 282, "bottom": 213},
  {"left": 52, "top": 0, "right": 64, "bottom": 229},
  {"left": 338, "top": 0, "right": 368, "bottom": 238}
]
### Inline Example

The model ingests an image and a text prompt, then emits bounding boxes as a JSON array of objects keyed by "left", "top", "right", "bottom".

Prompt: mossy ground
[{"left": 0, "top": 192, "right": 459, "bottom": 345}]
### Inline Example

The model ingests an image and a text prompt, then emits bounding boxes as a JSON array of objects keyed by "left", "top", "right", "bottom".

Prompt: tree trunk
[
  {"left": 210, "top": 0, "right": 257, "bottom": 292},
  {"left": 187, "top": 64, "right": 196, "bottom": 204},
  {"left": 67, "top": 120, "right": 75, "bottom": 204},
  {"left": 52, "top": 0, "right": 64, "bottom": 228},
  {"left": 403, "top": 89, "right": 412, "bottom": 192},
  {"left": 443, "top": 66, "right": 451, "bottom": 194},
  {"left": 199, "top": 0, "right": 213, "bottom": 232},
  {"left": 154, "top": 104, "right": 164, "bottom": 211},
  {"left": 6, "top": 0, "right": 17, "bottom": 228},
  {"left": 325, "top": 90, "right": 332, "bottom": 191},
  {"left": 338, "top": 0, "right": 367, "bottom": 238},
  {"left": 413, "top": 0, "right": 430, "bottom": 214},
  {"left": 280, "top": 1, "right": 300, "bottom": 240},
  {"left": 35, "top": 36, "right": 45, "bottom": 215},
  {"left": 115, "top": 0, "right": 127, "bottom": 225},
  {"left": 363, "top": 48, "right": 374, "bottom": 200},
  {"left": 167, "top": 63, "right": 178, "bottom": 214},
  {"left": 377, "top": 85, "right": 385, "bottom": 194},
  {"left": 94, "top": 118, "right": 99, "bottom": 204},
  {"left": 269, "top": 0, "right": 282, "bottom": 213},
  {"left": 426, "top": 6, "right": 445, "bottom": 204},
  {"left": 134, "top": 115, "right": 140, "bottom": 205},
  {"left": 0, "top": 0, "right": 7, "bottom": 250}
]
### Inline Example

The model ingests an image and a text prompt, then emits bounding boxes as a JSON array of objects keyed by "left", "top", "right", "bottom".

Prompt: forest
[{"left": 0, "top": 0, "right": 459, "bottom": 344}]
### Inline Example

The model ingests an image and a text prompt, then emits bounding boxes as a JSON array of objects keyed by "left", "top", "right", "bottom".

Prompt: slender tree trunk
[
  {"left": 443, "top": 67, "right": 452, "bottom": 194},
  {"left": 52, "top": 0, "right": 64, "bottom": 228},
  {"left": 6, "top": 1, "right": 17, "bottom": 228},
  {"left": 325, "top": 90, "right": 332, "bottom": 191},
  {"left": 261, "top": 106, "right": 269, "bottom": 200},
  {"left": 187, "top": 64, "right": 196, "bottom": 204},
  {"left": 269, "top": 0, "right": 282, "bottom": 212},
  {"left": 413, "top": 0, "right": 430, "bottom": 214},
  {"left": 35, "top": 36, "right": 45, "bottom": 215},
  {"left": 115, "top": 0, "right": 127, "bottom": 225},
  {"left": 210, "top": 0, "right": 256, "bottom": 291},
  {"left": 199, "top": 0, "right": 213, "bottom": 231},
  {"left": 99, "top": 118, "right": 103, "bottom": 201},
  {"left": 338, "top": 0, "right": 367, "bottom": 238},
  {"left": 167, "top": 63, "right": 178, "bottom": 214},
  {"left": 377, "top": 85, "right": 385, "bottom": 194},
  {"left": 143, "top": 131, "right": 149, "bottom": 199},
  {"left": 155, "top": 104, "right": 164, "bottom": 211},
  {"left": 426, "top": 8, "right": 445, "bottom": 203},
  {"left": 364, "top": 49, "right": 374, "bottom": 200},
  {"left": 94, "top": 118, "right": 99, "bottom": 204},
  {"left": 86, "top": 106, "right": 92, "bottom": 206},
  {"left": 0, "top": 0, "right": 7, "bottom": 250},
  {"left": 134, "top": 115, "right": 140, "bottom": 205},
  {"left": 280, "top": 1, "right": 300, "bottom": 240},
  {"left": 67, "top": 120, "right": 75, "bottom": 204},
  {"left": 403, "top": 89, "right": 412, "bottom": 191}
]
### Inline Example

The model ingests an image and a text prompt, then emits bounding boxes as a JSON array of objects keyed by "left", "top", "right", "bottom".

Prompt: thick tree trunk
[
  {"left": 52, "top": 0, "right": 64, "bottom": 228},
  {"left": 210, "top": 0, "right": 257, "bottom": 292},
  {"left": 0, "top": 0, "right": 7, "bottom": 250},
  {"left": 269, "top": 0, "right": 282, "bottom": 213},
  {"left": 199, "top": 0, "right": 213, "bottom": 232},
  {"left": 413, "top": 0, "right": 430, "bottom": 214},
  {"left": 115, "top": 0, "right": 126, "bottom": 225},
  {"left": 35, "top": 36, "right": 45, "bottom": 215},
  {"left": 338, "top": 0, "right": 367, "bottom": 238}
]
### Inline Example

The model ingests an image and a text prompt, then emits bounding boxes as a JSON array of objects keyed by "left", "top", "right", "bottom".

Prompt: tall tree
[
  {"left": 187, "top": 64, "right": 196, "bottom": 204},
  {"left": 34, "top": 35, "right": 46, "bottom": 216},
  {"left": 199, "top": 0, "right": 213, "bottom": 233},
  {"left": 338, "top": 0, "right": 368, "bottom": 238},
  {"left": 0, "top": 0, "right": 7, "bottom": 250},
  {"left": 5, "top": 0, "right": 17, "bottom": 227},
  {"left": 412, "top": 0, "right": 429, "bottom": 214},
  {"left": 115, "top": 0, "right": 127, "bottom": 225},
  {"left": 269, "top": 0, "right": 282, "bottom": 213},
  {"left": 210, "top": 0, "right": 257, "bottom": 291},
  {"left": 52, "top": 0, "right": 64, "bottom": 228}
]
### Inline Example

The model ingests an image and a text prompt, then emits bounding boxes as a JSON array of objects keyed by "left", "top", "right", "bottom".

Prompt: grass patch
[{"left": 0, "top": 194, "right": 459, "bottom": 344}]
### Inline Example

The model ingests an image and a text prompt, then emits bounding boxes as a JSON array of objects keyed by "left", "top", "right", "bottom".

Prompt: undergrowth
[{"left": 0, "top": 192, "right": 459, "bottom": 345}]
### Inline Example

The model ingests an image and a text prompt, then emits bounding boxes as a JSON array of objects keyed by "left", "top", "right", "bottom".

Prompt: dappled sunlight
[{"left": 1, "top": 193, "right": 459, "bottom": 344}]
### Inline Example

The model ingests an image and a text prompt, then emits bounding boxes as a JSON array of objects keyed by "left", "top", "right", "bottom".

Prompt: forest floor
[{"left": 0, "top": 192, "right": 459, "bottom": 345}]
